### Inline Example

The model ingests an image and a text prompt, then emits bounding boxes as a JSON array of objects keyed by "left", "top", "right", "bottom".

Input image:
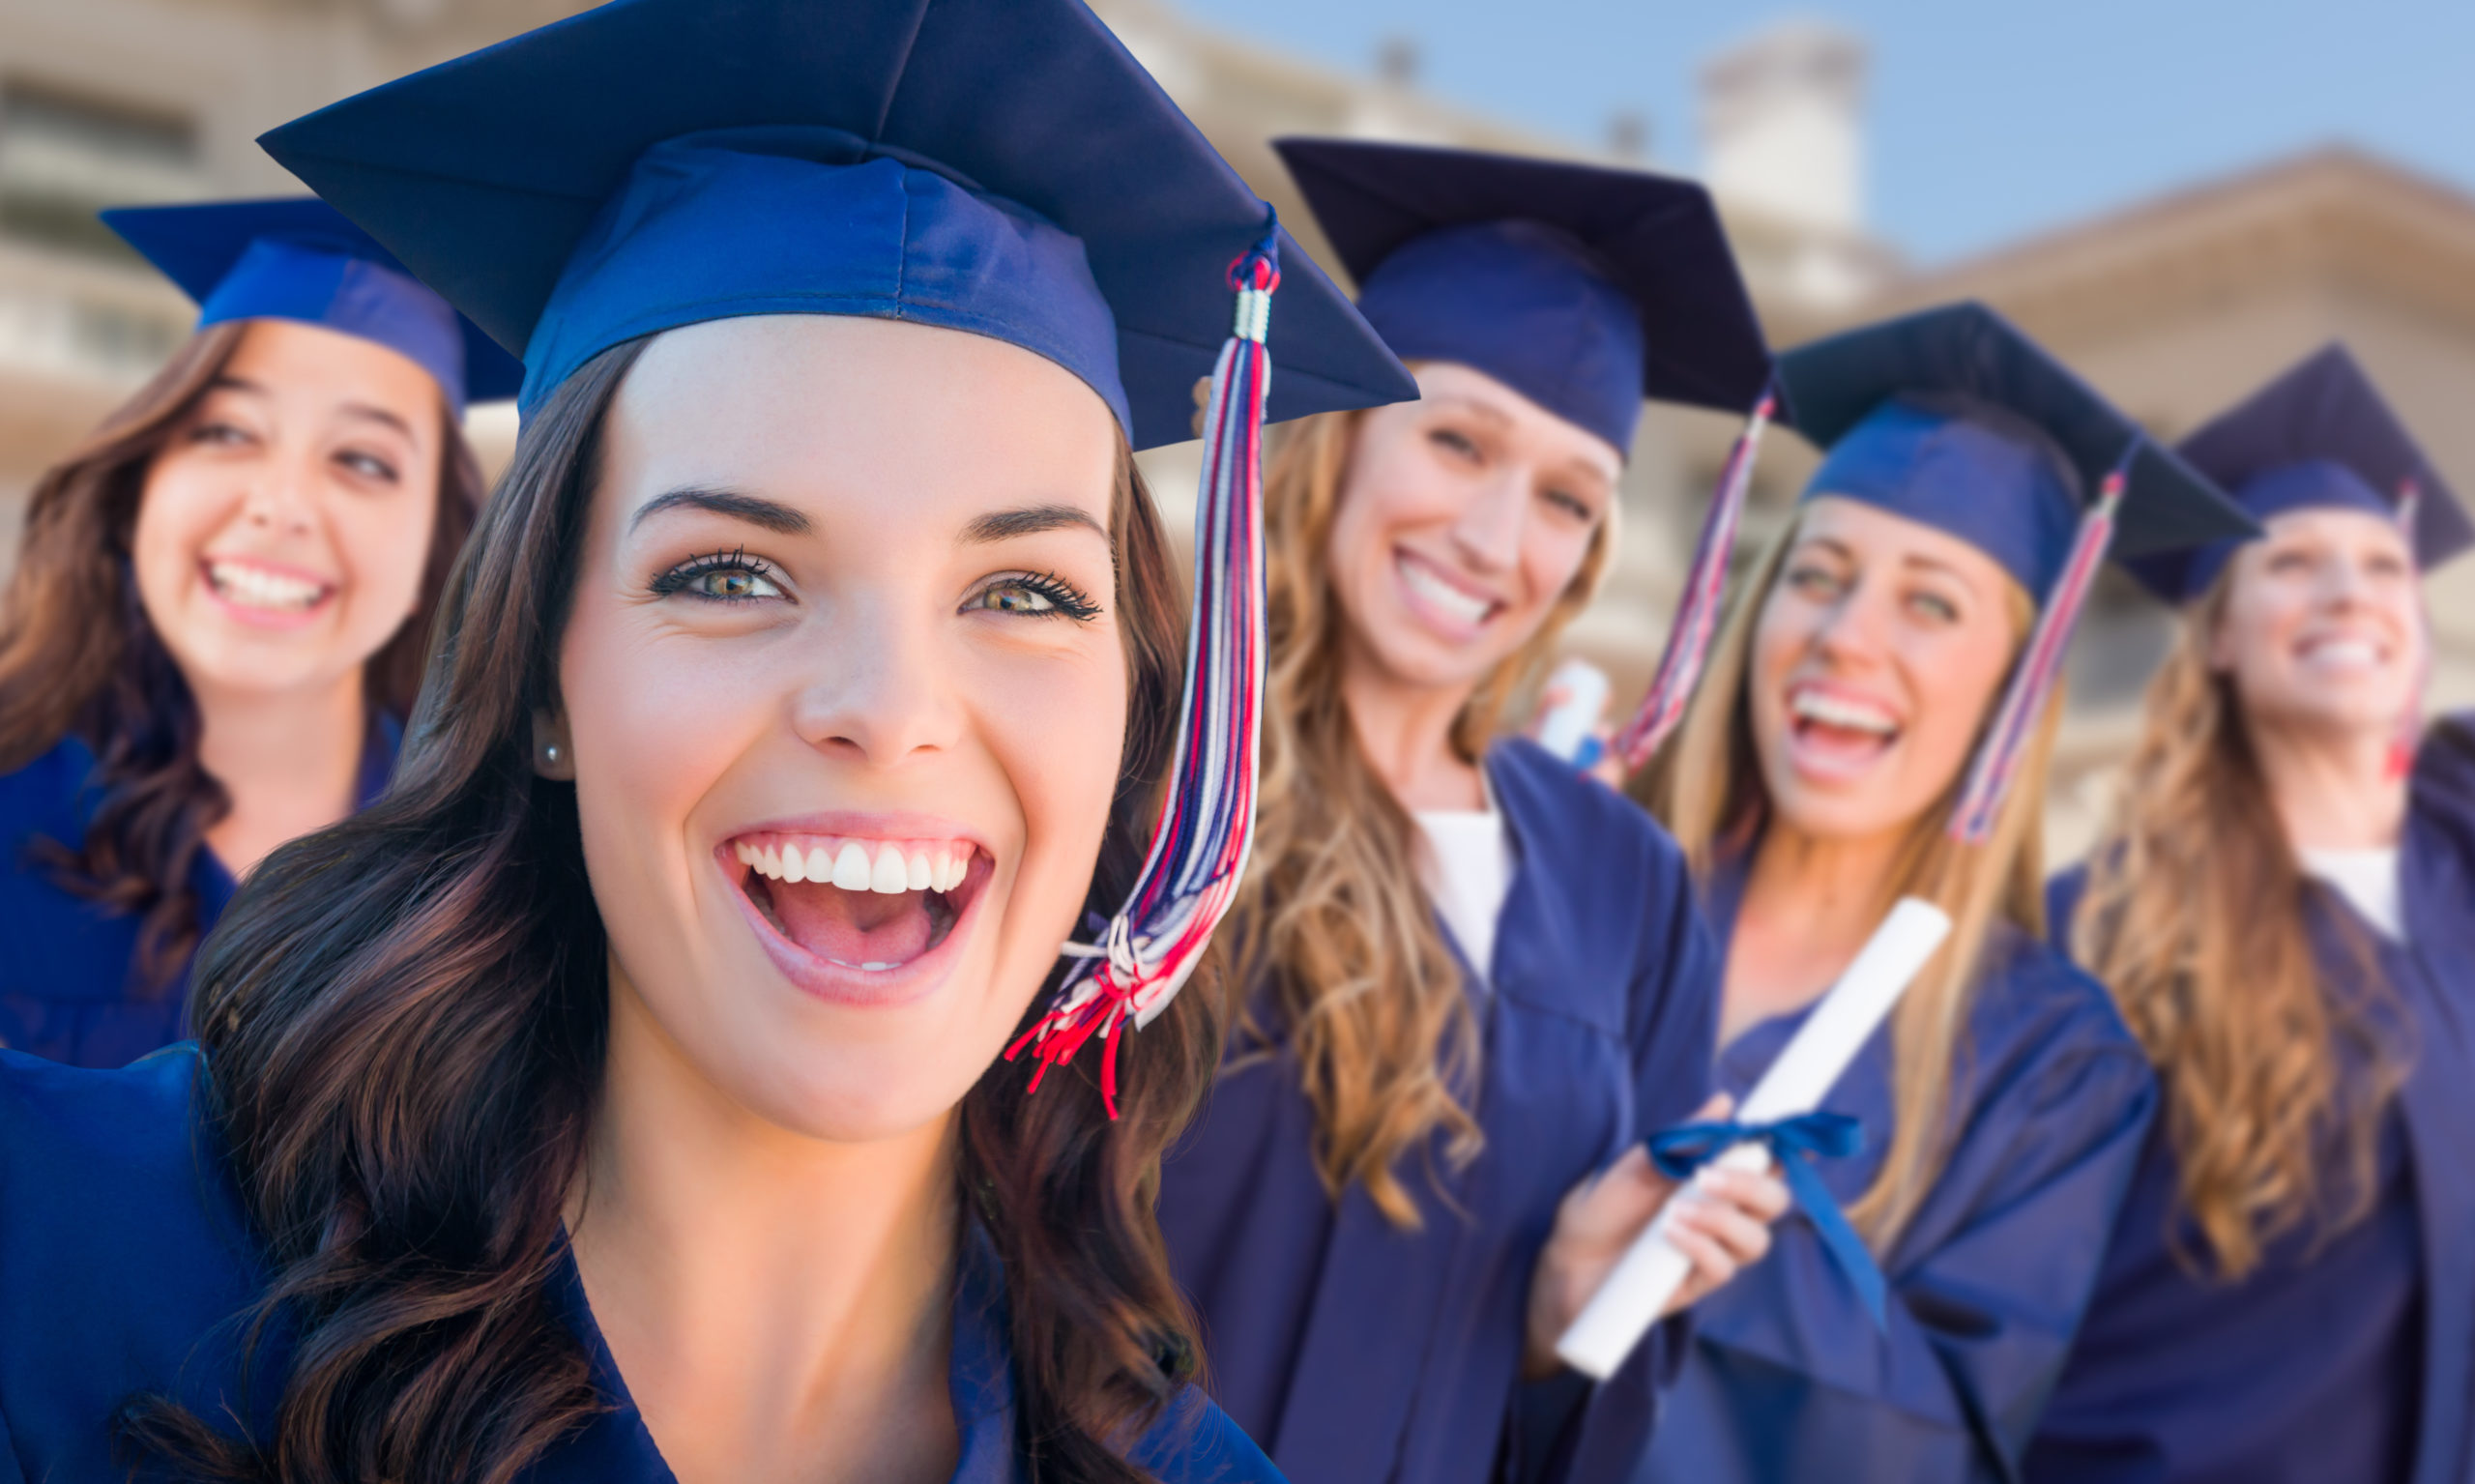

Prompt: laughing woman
[
  {"left": 0, "top": 199, "right": 511, "bottom": 1066},
  {"left": 0, "top": 2, "right": 1419, "bottom": 1482},
  {"left": 1630, "top": 304, "right": 2250, "bottom": 1484},
  {"left": 2028, "top": 347, "right": 2475, "bottom": 1484},
  {"left": 1155, "top": 139, "right": 1791, "bottom": 1484}
]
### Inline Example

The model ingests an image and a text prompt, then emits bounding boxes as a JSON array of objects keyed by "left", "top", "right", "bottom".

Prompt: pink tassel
[
  {"left": 1006, "top": 241, "right": 1279, "bottom": 1116},
  {"left": 1948, "top": 470, "right": 2125, "bottom": 845},
  {"left": 1615, "top": 389, "right": 1777, "bottom": 772},
  {"left": 2389, "top": 480, "right": 2427, "bottom": 781}
]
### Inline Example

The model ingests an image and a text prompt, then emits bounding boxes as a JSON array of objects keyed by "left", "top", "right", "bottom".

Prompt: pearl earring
[{"left": 542, "top": 742, "right": 561, "bottom": 766}]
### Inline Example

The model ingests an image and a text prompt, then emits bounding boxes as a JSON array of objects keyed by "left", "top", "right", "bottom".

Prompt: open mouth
[
  {"left": 203, "top": 558, "right": 335, "bottom": 619},
  {"left": 2296, "top": 634, "right": 2390, "bottom": 674},
  {"left": 1784, "top": 684, "right": 1901, "bottom": 778},
  {"left": 727, "top": 831, "right": 986, "bottom": 986},
  {"left": 1395, "top": 549, "right": 1500, "bottom": 636}
]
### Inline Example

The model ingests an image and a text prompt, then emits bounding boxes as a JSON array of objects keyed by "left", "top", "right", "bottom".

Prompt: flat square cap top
[{"left": 258, "top": 0, "right": 1413, "bottom": 444}]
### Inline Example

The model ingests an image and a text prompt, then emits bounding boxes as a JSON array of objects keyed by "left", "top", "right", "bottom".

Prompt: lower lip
[
  {"left": 1393, "top": 551, "right": 1495, "bottom": 642},
  {"left": 200, "top": 566, "right": 332, "bottom": 630},
  {"left": 718, "top": 844, "right": 986, "bottom": 1008}
]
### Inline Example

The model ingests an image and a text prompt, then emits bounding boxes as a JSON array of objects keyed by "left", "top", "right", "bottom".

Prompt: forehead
[
  {"left": 607, "top": 315, "right": 1120, "bottom": 510},
  {"left": 1405, "top": 360, "right": 1624, "bottom": 479},
  {"left": 220, "top": 317, "right": 443, "bottom": 421},
  {"left": 1795, "top": 495, "right": 2013, "bottom": 588}
]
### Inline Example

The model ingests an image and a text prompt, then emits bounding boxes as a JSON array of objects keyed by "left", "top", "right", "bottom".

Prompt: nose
[
  {"left": 238, "top": 451, "right": 319, "bottom": 538},
  {"left": 786, "top": 590, "right": 968, "bottom": 768},
  {"left": 1446, "top": 466, "right": 1528, "bottom": 574},
  {"left": 1809, "top": 578, "right": 1893, "bottom": 670}
]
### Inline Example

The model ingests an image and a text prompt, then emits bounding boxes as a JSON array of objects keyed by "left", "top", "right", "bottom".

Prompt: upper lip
[{"left": 720, "top": 811, "right": 987, "bottom": 860}]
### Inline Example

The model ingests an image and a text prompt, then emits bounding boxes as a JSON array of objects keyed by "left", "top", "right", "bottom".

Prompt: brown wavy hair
[
  {"left": 1632, "top": 511, "right": 2053, "bottom": 1246},
  {"left": 117, "top": 335, "right": 1216, "bottom": 1484},
  {"left": 0, "top": 319, "right": 482, "bottom": 989},
  {"left": 2071, "top": 572, "right": 2405, "bottom": 1279},
  {"left": 1229, "top": 399, "right": 1615, "bottom": 1228}
]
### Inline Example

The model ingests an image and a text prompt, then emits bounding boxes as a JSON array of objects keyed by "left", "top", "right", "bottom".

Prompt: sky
[{"left": 1175, "top": 0, "right": 2475, "bottom": 265}]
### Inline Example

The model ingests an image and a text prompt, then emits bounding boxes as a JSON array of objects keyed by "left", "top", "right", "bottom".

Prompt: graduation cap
[
  {"left": 2127, "top": 343, "right": 2473, "bottom": 602},
  {"left": 1777, "top": 302, "right": 2253, "bottom": 841},
  {"left": 1268, "top": 137, "right": 1784, "bottom": 769},
  {"left": 257, "top": 0, "right": 1420, "bottom": 1108},
  {"left": 1274, "top": 137, "right": 1772, "bottom": 453},
  {"left": 102, "top": 197, "right": 522, "bottom": 412}
]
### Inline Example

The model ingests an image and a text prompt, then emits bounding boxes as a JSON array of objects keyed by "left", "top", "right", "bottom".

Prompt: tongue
[{"left": 770, "top": 879, "right": 932, "bottom": 966}]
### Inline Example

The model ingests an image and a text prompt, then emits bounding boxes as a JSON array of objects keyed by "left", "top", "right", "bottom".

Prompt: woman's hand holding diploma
[{"left": 1522, "top": 1092, "right": 1791, "bottom": 1380}]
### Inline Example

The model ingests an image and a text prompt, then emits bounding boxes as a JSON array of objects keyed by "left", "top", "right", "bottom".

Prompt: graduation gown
[
  {"left": 2025, "top": 720, "right": 2475, "bottom": 1484},
  {"left": 0, "top": 721, "right": 398, "bottom": 1069},
  {"left": 1157, "top": 739, "right": 1722, "bottom": 1484},
  {"left": 1636, "top": 857, "right": 2158, "bottom": 1484},
  {"left": 0, "top": 1043, "right": 1280, "bottom": 1484}
]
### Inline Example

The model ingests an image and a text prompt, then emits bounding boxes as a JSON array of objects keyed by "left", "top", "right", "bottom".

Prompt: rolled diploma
[
  {"left": 1534, "top": 658, "right": 1613, "bottom": 763},
  {"left": 1554, "top": 895, "right": 1955, "bottom": 1381}
]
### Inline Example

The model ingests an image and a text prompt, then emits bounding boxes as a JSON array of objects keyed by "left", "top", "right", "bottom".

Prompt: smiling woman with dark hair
[
  {"left": 0, "top": 198, "right": 506, "bottom": 1067},
  {"left": 0, "top": 1, "right": 1419, "bottom": 1481}
]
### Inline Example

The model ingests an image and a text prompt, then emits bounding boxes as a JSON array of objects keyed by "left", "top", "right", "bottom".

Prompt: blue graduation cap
[
  {"left": 254, "top": 0, "right": 1417, "bottom": 1108},
  {"left": 255, "top": 0, "right": 1410, "bottom": 446},
  {"left": 101, "top": 197, "right": 521, "bottom": 412},
  {"left": 2128, "top": 343, "right": 2473, "bottom": 602},
  {"left": 1778, "top": 302, "right": 2253, "bottom": 840},
  {"left": 1273, "top": 136, "right": 1772, "bottom": 457}
]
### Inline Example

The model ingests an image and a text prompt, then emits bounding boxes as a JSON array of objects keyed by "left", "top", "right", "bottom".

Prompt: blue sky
[{"left": 1175, "top": 0, "right": 2475, "bottom": 264}]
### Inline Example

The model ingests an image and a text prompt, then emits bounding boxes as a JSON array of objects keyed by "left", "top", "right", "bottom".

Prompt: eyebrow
[
  {"left": 207, "top": 376, "right": 417, "bottom": 440},
  {"left": 629, "top": 486, "right": 814, "bottom": 536},
  {"left": 1423, "top": 394, "right": 1513, "bottom": 426},
  {"left": 960, "top": 503, "right": 1108, "bottom": 544}
]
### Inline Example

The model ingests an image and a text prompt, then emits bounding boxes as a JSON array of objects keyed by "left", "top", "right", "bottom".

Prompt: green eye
[{"left": 979, "top": 584, "right": 1055, "bottom": 613}]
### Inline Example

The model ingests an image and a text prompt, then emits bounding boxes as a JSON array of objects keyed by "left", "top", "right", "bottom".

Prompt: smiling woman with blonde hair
[
  {"left": 2028, "top": 346, "right": 2475, "bottom": 1484},
  {"left": 1155, "top": 139, "right": 1791, "bottom": 1484},
  {"left": 1630, "top": 303, "right": 2249, "bottom": 1484}
]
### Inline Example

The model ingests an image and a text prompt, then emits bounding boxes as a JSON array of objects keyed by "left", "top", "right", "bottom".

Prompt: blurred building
[{"left": 1, "top": 0, "right": 2470, "bottom": 858}]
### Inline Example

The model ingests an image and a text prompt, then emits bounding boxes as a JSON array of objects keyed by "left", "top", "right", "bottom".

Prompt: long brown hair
[
  {"left": 0, "top": 320, "right": 483, "bottom": 988},
  {"left": 119, "top": 335, "right": 1215, "bottom": 1484},
  {"left": 1230, "top": 401, "right": 1616, "bottom": 1228},
  {"left": 2073, "top": 573, "right": 2405, "bottom": 1279},
  {"left": 1634, "top": 511, "right": 2054, "bottom": 1246}
]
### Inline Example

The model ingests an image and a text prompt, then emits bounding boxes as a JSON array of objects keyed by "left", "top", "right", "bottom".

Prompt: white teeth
[
  {"left": 1791, "top": 690, "right": 1896, "bottom": 735},
  {"left": 1398, "top": 555, "right": 1491, "bottom": 626},
  {"left": 208, "top": 561, "right": 325, "bottom": 611},
  {"left": 737, "top": 834, "right": 975, "bottom": 895}
]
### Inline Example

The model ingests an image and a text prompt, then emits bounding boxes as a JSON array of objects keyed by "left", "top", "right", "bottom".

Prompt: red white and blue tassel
[
  {"left": 1614, "top": 387, "right": 1778, "bottom": 771},
  {"left": 1007, "top": 232, "right": 1280, "bottom": 1116},
  {"left": 2388, "top": 479, "right": 2428, "bottom": 780},
  {"left": 1947, "top": 466, "right": 2126, "bottom": 845}
]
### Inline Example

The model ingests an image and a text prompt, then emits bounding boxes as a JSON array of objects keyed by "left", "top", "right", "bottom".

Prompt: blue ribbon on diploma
[{"left": 1646, "top": 1111, "right": 1888, "bottom": 1330}]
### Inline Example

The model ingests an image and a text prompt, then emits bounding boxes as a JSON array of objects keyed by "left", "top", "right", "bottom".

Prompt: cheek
[
  {"left": 129, "top": 461, "right": 226, "bottom": 599},
  {"left": 1904, "top": 629, "right": 2014, "bottom": 775},
  {"left": 966, "top": 637, "right": 1126, "bottom": 921},
  {"left": 331, "top": 477, "right": 443, "bottom": 612},
  {"left": 1518, "top": 522, "right": 1595, "bottom": 613}
]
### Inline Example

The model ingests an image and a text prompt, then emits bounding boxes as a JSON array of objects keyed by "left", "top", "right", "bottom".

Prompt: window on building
[{"left": 0, "top": 79, "right": 203, "bottom": 259}]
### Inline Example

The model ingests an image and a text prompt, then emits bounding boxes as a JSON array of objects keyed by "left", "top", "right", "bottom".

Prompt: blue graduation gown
[
  {"left": 2026, "top": 722, "right": 2475, "bottom": 1484},
  {"left": 0, "top": 1044, "right": 1280, "bottom": 1484},
  {"left": 1636, "top": 858, "right": 2158, "bottom": 1484},
  {"left": 1157, "top": 739, "right": 1722, "bottom": 1484},
  {"left": 0, "top": 720, "right": 398, "bottom": 1068}
]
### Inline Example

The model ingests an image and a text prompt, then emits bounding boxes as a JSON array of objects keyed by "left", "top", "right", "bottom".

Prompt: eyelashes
[
  {"left": 649, "top": 550, "right": 1101, "bottom": 622},
  {"left": 651, "top": 547, "right": 778, "bottom": 601},
  {"left": 968, "top": 570, "right": 1102, "bottom": 622}
]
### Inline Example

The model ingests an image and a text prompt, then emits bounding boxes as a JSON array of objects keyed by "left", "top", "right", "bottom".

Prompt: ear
[{"left": 531, "top": 708, "right": 575, "bottom": 780}]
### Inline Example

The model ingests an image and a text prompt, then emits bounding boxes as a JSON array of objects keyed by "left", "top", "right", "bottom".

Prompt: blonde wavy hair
[
  {"left": 1632, "top": 510, "right": 2054, "bottom": 1247},
  {"left": 2072, "top": 572, "right": 2405, "bottom": 1279},
  {"left": 1227, "top": 399, "right": 1616, "bottom": 1228}
]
